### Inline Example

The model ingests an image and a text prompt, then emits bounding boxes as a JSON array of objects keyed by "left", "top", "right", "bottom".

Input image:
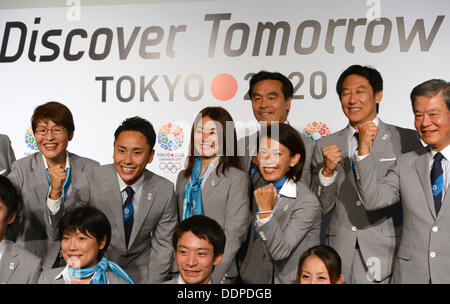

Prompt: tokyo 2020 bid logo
[
  {"left": 25, "top": 126, "right": 39, "bottom": 151},
  {"left": 157, "top": 123, "right": 186, "bottom": 174},
  {"left": 302, "top": 121, "right": 331, "bottom": 142}
]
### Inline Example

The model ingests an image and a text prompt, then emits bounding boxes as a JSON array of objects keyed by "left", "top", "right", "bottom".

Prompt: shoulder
[
  {"left": 39, "top": 267, "right": 65, "bottom": 284},
  {"left": 106, "top": 270, "right": 131, "bottom": 284},
  {"left": 11, "top": 152, "right": 40, "bottom": 168},
  {"left": 0, "top": 134, "right": 11, "bottom": 145},
  {"left": 315, "top": 129, "right": 345, "bottom": 147},
  {"left": 145, "top": 169, "right": 174, "bottom": 189},
  {"left": 68, "top": 152, "right": 100, "bottom": 167},
  {"left": 222, "top": 166, "right": 249, "bottom": 181},
  {"left": 13, "top": 242, "right": 41, "bottom": 265}
]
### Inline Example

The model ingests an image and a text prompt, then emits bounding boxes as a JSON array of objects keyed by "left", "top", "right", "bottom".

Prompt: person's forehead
[
  {"left": 254, "top": 79, "right": 284, "bottom": 92},
  {"left": 342, "top": 74, "right": 372, "bottom": 89},
  {"left": 178, "top": 231, "right": 213, "bottom": 249}
]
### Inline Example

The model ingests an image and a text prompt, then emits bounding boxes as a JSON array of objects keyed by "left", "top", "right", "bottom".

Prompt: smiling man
[
  {"left": 164, "top": 215, "right": 225, "bottom": 284},
  {"left": 239, "top": 71, "right": 315, "bottom": 188},
  {"left": 355, "top": 79, "right": 450, "bottom": 283},
  {"left": 82, "top": 117, "right": 177, "bottom": 284},
  {"left": 311, "top": 65, "right": 423, "bottom": 284}
]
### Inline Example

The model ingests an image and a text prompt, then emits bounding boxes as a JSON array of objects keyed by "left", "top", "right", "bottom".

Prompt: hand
[
  {"left": 254, "top": 183, "right": 278, "bottom": 219},
  {"left": 322, "top": 145, "right": 342, "bottom": 177},
  {"left": 48, "top": 165, "right": 66, "bottom": 200},
  {"left": 358, "top": 121, "right": 379, "bottom": 156}
]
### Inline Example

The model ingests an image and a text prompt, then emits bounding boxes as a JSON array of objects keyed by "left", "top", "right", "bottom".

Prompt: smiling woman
[
  {"left": 38, "top": 205, "right": 134, "bottom": 284},
  {"left": 175, "top": 106, "right": 251, "bottom": 284},
  {"left": 239, "top": 123, "right": 321, "bottom": 284},
  {"left": 6, "top": 101, "right": 99, "bottom": 270}
]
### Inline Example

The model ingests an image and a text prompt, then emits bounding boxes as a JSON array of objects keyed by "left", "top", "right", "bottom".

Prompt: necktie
[
  {"left": 123, "top": 186, "right": 135, "bottom": 248},
  {"left": 431, "top": 152, "right": 444, "bottom": 215},
  {"left": 351, "top": 132, "right": 359, "bottom": 172}
]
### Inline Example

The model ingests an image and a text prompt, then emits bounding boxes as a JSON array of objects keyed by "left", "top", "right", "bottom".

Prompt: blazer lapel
[
  {"left": 104, "top": 167, "right": 127, "bottom": 247},
  {"left": 128, "top": 171, "right": 155, "bottom": 247},
  {"left": 202, "top": 169, "right": 225, "bottom": 209},
  {"left": 415, "top": 148, "right": 436, "bottom": 219},
  {"left": 0, "top": 241, "right": 19, "bottom": 283},
  {"left": 33, "top": 153, "right": 50, "bottom": 206}
]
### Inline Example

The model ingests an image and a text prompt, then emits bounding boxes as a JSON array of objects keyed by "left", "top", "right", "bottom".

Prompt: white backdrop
[{"left": 0, "top": 0, "right": 449, "bottom": 182}]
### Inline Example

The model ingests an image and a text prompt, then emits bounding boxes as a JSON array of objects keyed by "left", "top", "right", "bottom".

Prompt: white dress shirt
[
  {"left": 117, "top": 173, "right": 145, "bottom": 215},
  {"left": 0, "top": 239, "right": 5, "bottom": 263}
]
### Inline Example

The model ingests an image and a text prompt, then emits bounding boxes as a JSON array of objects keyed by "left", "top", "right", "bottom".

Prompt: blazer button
[
  {"left": 430, "top": 251, "right": 436, "bottom": 258},
  {"left": 352, "top": 226, "right": 357, "bottom": 232},
  {"left": 355, "top": 200, "right": 361, "bottom": 206},
  {"left": 432, "top": 226, "right": 439, "bottom": 232}
]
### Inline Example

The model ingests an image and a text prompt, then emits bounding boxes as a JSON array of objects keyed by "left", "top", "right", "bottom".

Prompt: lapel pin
[
  {"left": 382, "top": 134, "right": 388, "bottom": 140},
  {"left": 211, "top": 180, "right": 216, "bottom": 187},
  {"left": 147, "top": 193, "right": 152, "bottom": 200},
  {"left": 9, "top": 262, "right": 15, "bottom": 270},
  {"left": 283, "top": 205, "right": 289, "bottom": 212}
]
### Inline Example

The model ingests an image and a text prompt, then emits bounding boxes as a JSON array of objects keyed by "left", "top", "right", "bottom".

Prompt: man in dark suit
[
  {"left": 355, "top": 79, "right": 450, "bottom": 283},
  {"left": 0, "top": 134, "right": 15, "bottom": 176},
  {"left": 81, "top": 117, "right": 177, "bottom": 284},
  {"left": 311, "top": 65, "right": 423, "bottom": 283}
]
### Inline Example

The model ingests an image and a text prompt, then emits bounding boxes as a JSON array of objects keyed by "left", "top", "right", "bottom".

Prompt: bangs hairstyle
[
  {"left": 257, "top": 123, "right": 305, "bottom": 182},
  {"left": 31, "top": 101, "right": 75, "bottom": 138},
  {"left": 184, "top": 107, "right": 241, "bottom": 178},
  {"left": 58, "top": 205, "right": 111, "bottom": 259},
  {"left": 297, "top": 245, "right": 342, "bottom": 284},
  {"left": 172, "top": 215, "right": 226, "bottom": 259},
  {"left": 410, "top": 79, "right": 450, "bottom": 110},
  {"left": 114, "top": 116, "right": 156, "bottom": 150},
  {"left": 0, "top": 175, "right": 19, "bottom": 218}
]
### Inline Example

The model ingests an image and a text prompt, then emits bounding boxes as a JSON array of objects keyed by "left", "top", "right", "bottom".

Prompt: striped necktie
[{"left": 431, "top": 152, "right": 444, "bottom": 215}]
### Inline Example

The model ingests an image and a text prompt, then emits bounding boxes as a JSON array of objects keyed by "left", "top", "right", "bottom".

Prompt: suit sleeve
[
  {"left": 310, "top": 141, "right": 338, "bottom": 214},
  {"left": 4, "top": 135, "right": 16, "bottom": 174},
  {"left": 6, "top": 162, "right": 25, "bottom": 242},
  {"left": 27, "top": 257, "right": 42, "bottom": 284},
  {"left": 147, "top": 184, "right": 178, "bottom": 283},
  {"left": 258, "top": 189, "right": 321, "bottom": 261},
  {"left": 211, "top": 171, "right": 251, "bottom": 283},
  {"left": 300, "top": 136, "right": 314, "bottom": 188},
  {"left": 355, "top": 153, "right": 401, "bottom": 210}
]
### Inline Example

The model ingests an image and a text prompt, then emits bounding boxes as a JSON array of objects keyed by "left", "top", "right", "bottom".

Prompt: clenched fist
[
  {"left": 254, "top": 183, "right": 278, "bottom": 219},
  {"left": 48, "top": 165, "right": 66, "bottom": 200},
  {"left": 322, "top": 145, "right": 342, "bottom": 177},
  {"left": 358, "top": 121, "right": 379, "bottom": 156}
]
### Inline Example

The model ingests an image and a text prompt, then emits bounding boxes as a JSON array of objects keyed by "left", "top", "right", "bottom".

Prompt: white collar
[
  {"left": 177, "top": 274, "right": 211, "bottom": 284},
  {"left": 279, "top": 178, "right": 297, "bottom": 198},
  {"left": 116, "top": 171, "right": 145, "bottom": 193},
  {"left": 54, "top": 265, "right": 94, "bottom": 284},
  {"left": 42, "top": 151, "right": 71, "bottom": 170},
  {"left": 0, "top": 238, "right": 5, "bottom": 262},
  {"left": 431, "top": 145, "right": 450, "bottom": 160},
  {"left": 348, "top": 116, "right": 380, "bottom": 136}
]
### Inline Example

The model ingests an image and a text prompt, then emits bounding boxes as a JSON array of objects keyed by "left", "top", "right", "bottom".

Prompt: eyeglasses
[{"left": 34, "top": 127, "right": 65, "bottom": 136}]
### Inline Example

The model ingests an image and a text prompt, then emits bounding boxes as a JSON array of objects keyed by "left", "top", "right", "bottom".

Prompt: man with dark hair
[
  {"left": 355, "top": 79, "right": 450, "bottom": 283},
  {"left": 239, "top": 70, "right": 315, "bottom": 188},
  {"left": 311, "top": 65, "right": 423, "bottom": 283},
  {"left": 164, "top": 215, "right": 225, "bottom": 284},
  {"left": 0, "top": 175, "right": 41, "bottom": 284},
  {"left": 79, "top": 116, "right": 177, "bottom": 284},
  {"left": 0, "top": 134, "right": 15, "bottom": 176}
]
